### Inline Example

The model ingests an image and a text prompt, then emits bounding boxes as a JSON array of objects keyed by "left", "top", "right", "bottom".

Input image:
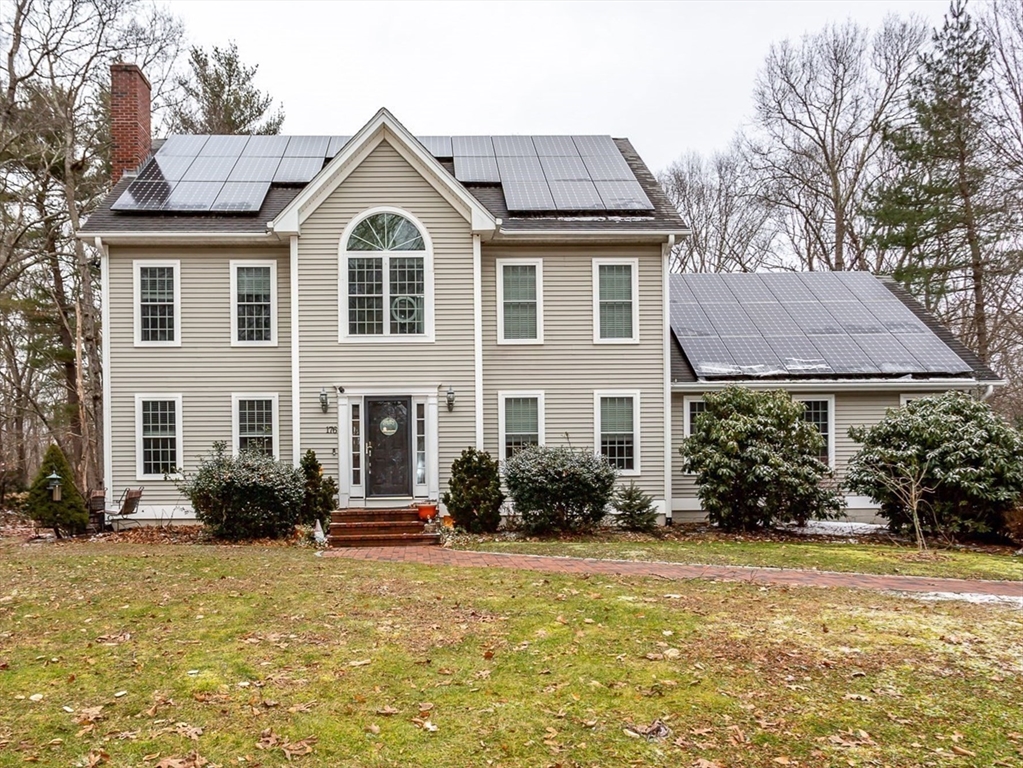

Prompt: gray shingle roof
[
  {"left": 669, "top": 272, "right": 998, "bottom": 383},
  {"left": 79, "top": 136, "right": 684, "bottom": 236}
]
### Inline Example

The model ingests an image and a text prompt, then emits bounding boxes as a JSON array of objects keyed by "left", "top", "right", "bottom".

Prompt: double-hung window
[
  {"left": 797, "top": 397, "right": 834, "bottom": 465},
  {"left": 232, "top": 393, "right": 279, "bottom": 457},
  {"left": 497, "top": 259, "right": 543, "bottom": 343},
  {"left": 341, "top": 210, "right": 433, "bottom": 340},
  {"left": 499, "top": 392, "right": 545, "bottom": 459},
  {"left": 595, "top": 391, "right": 640, "bottom": 474},
  {"left": 136, "top": 394, "right": 182, "bottom": 479},
  {"left": 134, "top": 261, "right": 180, "bottom": 346},
  {"left": 231, "top": 261, "right": 277, "bottom": 345},
  {"left": 593, "top": 258, "right": 639, "bottom": 343}
]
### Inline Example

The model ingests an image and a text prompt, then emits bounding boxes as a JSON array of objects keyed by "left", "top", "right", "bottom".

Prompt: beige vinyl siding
[
  {"left": 482, "top": 244, "right": 666, "bottom": 500},
  {"left": 107, "top": 246, "right": 292, "bottom": 516},
  {"left": 296, "top": 139, "right": 475, "bottom": 490},
  {"left": 671, "top": 389, "right": 906, "bottom": 518}
]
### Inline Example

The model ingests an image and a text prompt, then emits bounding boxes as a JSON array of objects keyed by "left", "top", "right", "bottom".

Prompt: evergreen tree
[
  {"left": 24, "top": 443, "right": 88, "bottom": 537},
  {"left": 298, "top": 450, "right": 337, "bottom": 526},
  {"left": 866, "top": 0, "right": 1001, "bottom": 361},
  {"left": 169, "top": 42, "right": 284, "bottom": 135}
]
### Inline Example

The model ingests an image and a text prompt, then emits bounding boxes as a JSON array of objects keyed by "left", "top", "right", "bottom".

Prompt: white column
[
  {"left": 337, "top": 396, "right": 350, "bottom": 507},
  {"left": 290, "top": 235, "right": 301, "bottom": 466},
  {"left": 427, "top": 395, "right": 440, "bottom": 500},
  {"left": 472, "top": 234, "right": 484, "bottom": 449}
]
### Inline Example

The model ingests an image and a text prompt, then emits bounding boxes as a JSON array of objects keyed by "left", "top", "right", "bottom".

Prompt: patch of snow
[
  {"left": 783, "top": 520, "right": 884, "bottom": 537},
  {"left": 894, "top": 591, "right": 1023, "bottom": 608}
]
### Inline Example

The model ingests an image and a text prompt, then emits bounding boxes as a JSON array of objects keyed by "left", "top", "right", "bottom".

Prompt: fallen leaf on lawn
[
  {"left": 623, "top": 719, "right": 672, "bottom": 741},
  {"left": 29, "top": 694, "right": 43, "bottom": 702},
  {"left": 75, "top": 706, "right": 104, "bottom": 725},
  {"left": 154, "top": 753, "right": 209, "bottom": 768},
  {"left": 348, "top": 659, "right": 371, "bottom": 667},
  {"left": 80, "top": 750, "right": 109, "bottom": 767},
  {"left": 694, "top": 760, "right": 722, "bottom": 768},
  {"left": 951, "top": 745, "right": 976, "bottom": 757},
  {"left": 375, "top": 706, "right": 399, "bottom": 716},
  {"left": 287, "top": 702, "right": 316, "bottom": 714},
  {"left": 772, "top": 758, "right": 792, "bottom": 765},
  {"left": 256, "top": 728, "right": 281, "bottom": 750},
  {"left": 411, "top": 717, "right": 438, "bottom": 732},
  {"left": 113, "top": 691, "right": 127, "bottom": 698},
  {"left": 365, "top": 724, "right": 380, "bottom": 735}
]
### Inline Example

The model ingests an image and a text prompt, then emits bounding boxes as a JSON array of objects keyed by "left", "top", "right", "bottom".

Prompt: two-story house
[
  {"left": 81, "top": 64, "right": 999, "bottom": 530},
  {"left": 80, "top": 64, "right": 686, "bottom": 525}
]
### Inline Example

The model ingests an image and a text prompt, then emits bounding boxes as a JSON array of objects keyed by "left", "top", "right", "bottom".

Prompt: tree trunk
[{"left": 958, "top": 154, "right": 989, "bottom": 363}]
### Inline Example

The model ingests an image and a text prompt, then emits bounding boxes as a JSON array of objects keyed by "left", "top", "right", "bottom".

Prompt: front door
[{"left": 365, "top": 397, "right": 412, "bottom": 497}]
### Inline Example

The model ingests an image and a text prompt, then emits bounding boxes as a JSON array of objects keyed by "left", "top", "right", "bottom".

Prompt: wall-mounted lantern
[
  {"left": 319, "top": 387, "right": 329, "bottom": 413},
  {"left": 446, "top": 386, "right": 455, "bottom": 412},
  {"left": 46, "top": 471, "right": 62, "bottom": 502}
]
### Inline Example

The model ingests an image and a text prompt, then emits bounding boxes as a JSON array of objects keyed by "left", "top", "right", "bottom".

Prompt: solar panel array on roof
[
  {"left": 112, "top": 132, "right": 654, "bottom": 214},
  {"left": 670, "top": 273, "right": 972, "bottom": 379}
]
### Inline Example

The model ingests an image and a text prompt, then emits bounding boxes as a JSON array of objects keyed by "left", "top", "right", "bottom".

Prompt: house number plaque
[{"left": 380, "top": 417, "right": 399, "bottom": 436}]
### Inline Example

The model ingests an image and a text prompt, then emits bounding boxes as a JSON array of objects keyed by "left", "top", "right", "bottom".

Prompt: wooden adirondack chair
[{"left": 107, "top": 487, "right": 144, "bottom": 529}]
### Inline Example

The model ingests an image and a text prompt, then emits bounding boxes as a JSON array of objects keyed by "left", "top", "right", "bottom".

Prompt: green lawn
[
  {"left": 453, "top": 531, "right": 1023, "bottom": 582},
  {"left": 1, "top": 541, "right": 1021, "bottom": 767}
]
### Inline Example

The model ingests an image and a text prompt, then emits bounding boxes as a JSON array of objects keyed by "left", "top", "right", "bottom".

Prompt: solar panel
[
  {"left": 137, "top": 155, "right": 194, "bottom": 182},
  {"left": 682, "top": 338, "right": 740, "bottom": 376},
  {"left": 417, "top": 135, "right": 452, "bottom": 157},
  {"left": 702, "top": 303, "right": 761, "bottom": 336},
  {"left": 110, "top": 180, "right": 173, "bottom": 211},
  {"left": 227, "top": 156, "right": 282, "bottom": 183},
  {"left": 861, "top": 301, "right": 929, "bottom": 334},
  {"left": 760, "top": 273, "right": 817, "bottom": 303},
  {"left": 539, "top": 155, "right": 590, "bottom": 181},
  {"left": 783, "top": 303, "right": 844, "bottom": 335},
  {"left": 326, "top": 135, "right": 352, "bottom": 157},
  {"left": 853, "top": 334, "right": 928, "bottom": 373},
  {"left": 684, "top": 275, "right": 735, "bottom": 303},
  {"left": 492, "top": 136, "right": 537, "bottom": 157},
  {"left": 839, "top": 271, "right": 898, "bottom": 301},
  {"left": 594, "top": 180, "right": 653, "bottom": 210},
  {"left": 284, "top": 136, "right": 330, "bottom": 157},
  {"left": 807, "top": 334, "right": 881, "bottom": 374},
  {"left": 670, "top": 303, "right": 716, "bottom": 337},
  {"left": 669, "top": 276, "right": 699, "bottom": 304},
  {"left": 273, "top": 156, "right": 324, "bottom": 184},
  {"left": 722, "top": 337, "right": 787, "bottom": 375},
  {"left": 241, "top": 135, "right": 291, "bottom": 157},
  {"left": 828, "top": 302, "right": 885, "bottom": 334},
  {"left": 452, "top": 136, "right": 495, "bottom": 156},
  {"left": 572, "top": 135, "right": 620, "bottom": 155},
  {"left": 159, "top": 135, "right": 209, "bottom": 156},
  {"left": 453, "top": 155, "right": 500, "bottom": 183},
  {"left": 766, "top": 336, "right": 832, "bottom": 373},
  {"left": 719, "top": 274, "right": 775, "bottom": 303},
  {"left": 198, "top": 135, "right": 249, "bottom": 156},
  {"left": 533, "top": 135, "right": 580, "bottom": 156},
  {"left": 581, "top": 153, "right": 635, "bottom": 181},
  {"left": 211, "top": 182, "right": 270, "bottom": 212},
  {"left": 180, "top": 155, "right": 240, "bottom": 182},
  {"left": 799, "top": 272, "right": 858, "bottom": 302},
  {"left": 742, "top": 303, "right": 803, "bottom": 336},
  {"left": 496, "top": 155, "right": 546, "bottom": 182},
  {"left": 502, "top": 180, "right": 555, "bottom": 211},
  {"left": 548, "top": 180, "right": 604, "bottom": 210},
  {"left": 166, "top": 181, "right": 223, "bottom": 211},
  {"left": 891, "top": 334, "right": 971, "bottom": 373}
]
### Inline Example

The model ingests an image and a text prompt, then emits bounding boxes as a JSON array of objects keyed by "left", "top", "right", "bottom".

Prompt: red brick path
[{"left": 323, "top": 546, "right": 1023, "bottom": 598}]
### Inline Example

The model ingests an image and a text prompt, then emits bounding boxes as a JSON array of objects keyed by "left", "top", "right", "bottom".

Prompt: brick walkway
[{"left": 323, "top": 546, "right": 1023, "bottom": 598}]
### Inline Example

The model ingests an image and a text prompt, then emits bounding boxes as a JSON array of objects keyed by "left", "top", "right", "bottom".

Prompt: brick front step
[
  {"left": 327, "top": 507, "right": 439, "bottom": 548},
  {"left": 328, "top": 532, "right": 441, "bottom": 548}
]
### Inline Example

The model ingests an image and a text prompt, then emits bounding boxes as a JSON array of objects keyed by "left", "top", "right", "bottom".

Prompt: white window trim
[
  {"left": 133, "top": 260, "right": 181, "bottom": 347},
  {"left": 681, "top": 395, "right": 706, "bottom": 476},
  {"left": 338, "top": 206, "right": 436, "bottom": 343},
  {"left": 496, "top": 258, "right": 544, "bottom": 345},
  {"left": 230, "top": 260, "right": 278, "bottom": 347},
  {"left": 135, "top": 393, "right": 183, "bottom": 481},
  {"left": 795, "top": 394, "right": 836, "bottom": 468},
  {"left": 498, "top": 391, "right": 546, "bottom": 459},
  {"left": 594, "top": 389, "right": 641, "bottom": 476},
  {"left": 592, "top": 257, "right": 640, "bottom": 345},
  {"left": 231, "top": 392, "right": 280, "bottom": 459}
]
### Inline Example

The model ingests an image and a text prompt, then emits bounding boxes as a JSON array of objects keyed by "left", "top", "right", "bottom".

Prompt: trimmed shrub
[
  {"left": 442, "top": 447, "right": 505, "bottom": 533},
  {"left": 847, "top": 392, "right": 1023, "bottom": 542},
  {"left": 24, "top": 443, "right": 88, "bottom": 537},
  {"left": 680, "top": 387, "right": 843, "bottom": 531},
  {"left": 177, "top": 442, "right": 304, "bottom": 540},
  {"left": 504, "top": 445, "right": 617, "bottom": 534},
  {"left": 613, "top": 481, "right": 659, "bottom": 532},
  {"left": 298, "top": 450, "right": 338, "bottom": 526}
]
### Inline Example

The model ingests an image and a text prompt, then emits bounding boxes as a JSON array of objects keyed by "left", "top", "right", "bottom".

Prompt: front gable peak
[{"left": 270, "top": 108, "right": 496, "bottom": 237}]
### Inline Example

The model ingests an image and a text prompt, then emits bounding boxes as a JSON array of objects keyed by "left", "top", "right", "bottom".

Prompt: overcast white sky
[{"left": 166, "top": 0, "right": 954, "bottom": 172}]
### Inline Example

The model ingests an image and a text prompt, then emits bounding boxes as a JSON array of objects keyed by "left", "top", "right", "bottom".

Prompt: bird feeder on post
[{"left": 46, "top": 471, "right": 62, "bottom": 502}]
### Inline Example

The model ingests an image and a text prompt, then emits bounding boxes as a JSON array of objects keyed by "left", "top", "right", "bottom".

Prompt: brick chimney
[{"left": 110, "top": 63, "right": 151, "bottom": 185}]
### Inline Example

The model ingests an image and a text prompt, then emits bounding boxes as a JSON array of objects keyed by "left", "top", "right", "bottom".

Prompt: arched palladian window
[{"left": 341, "top": 210, "right": 432, "bottom": 338}]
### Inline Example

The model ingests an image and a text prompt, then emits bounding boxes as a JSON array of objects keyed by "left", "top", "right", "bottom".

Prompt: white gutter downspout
[
  {"left": 662, "top": 234, "right": 675, "bottom": 523},
  {"left": 981, "top": 384, "right": 995, "bottom": 401},
  {"left": 97, "top": 237, "right": 112, "bottom": 506},
  {"left": 290, "top": 235, "right": 301, "bottom": 465},
  {"left": 473, "top": 234, "right": 484, "bottom": 449}
]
